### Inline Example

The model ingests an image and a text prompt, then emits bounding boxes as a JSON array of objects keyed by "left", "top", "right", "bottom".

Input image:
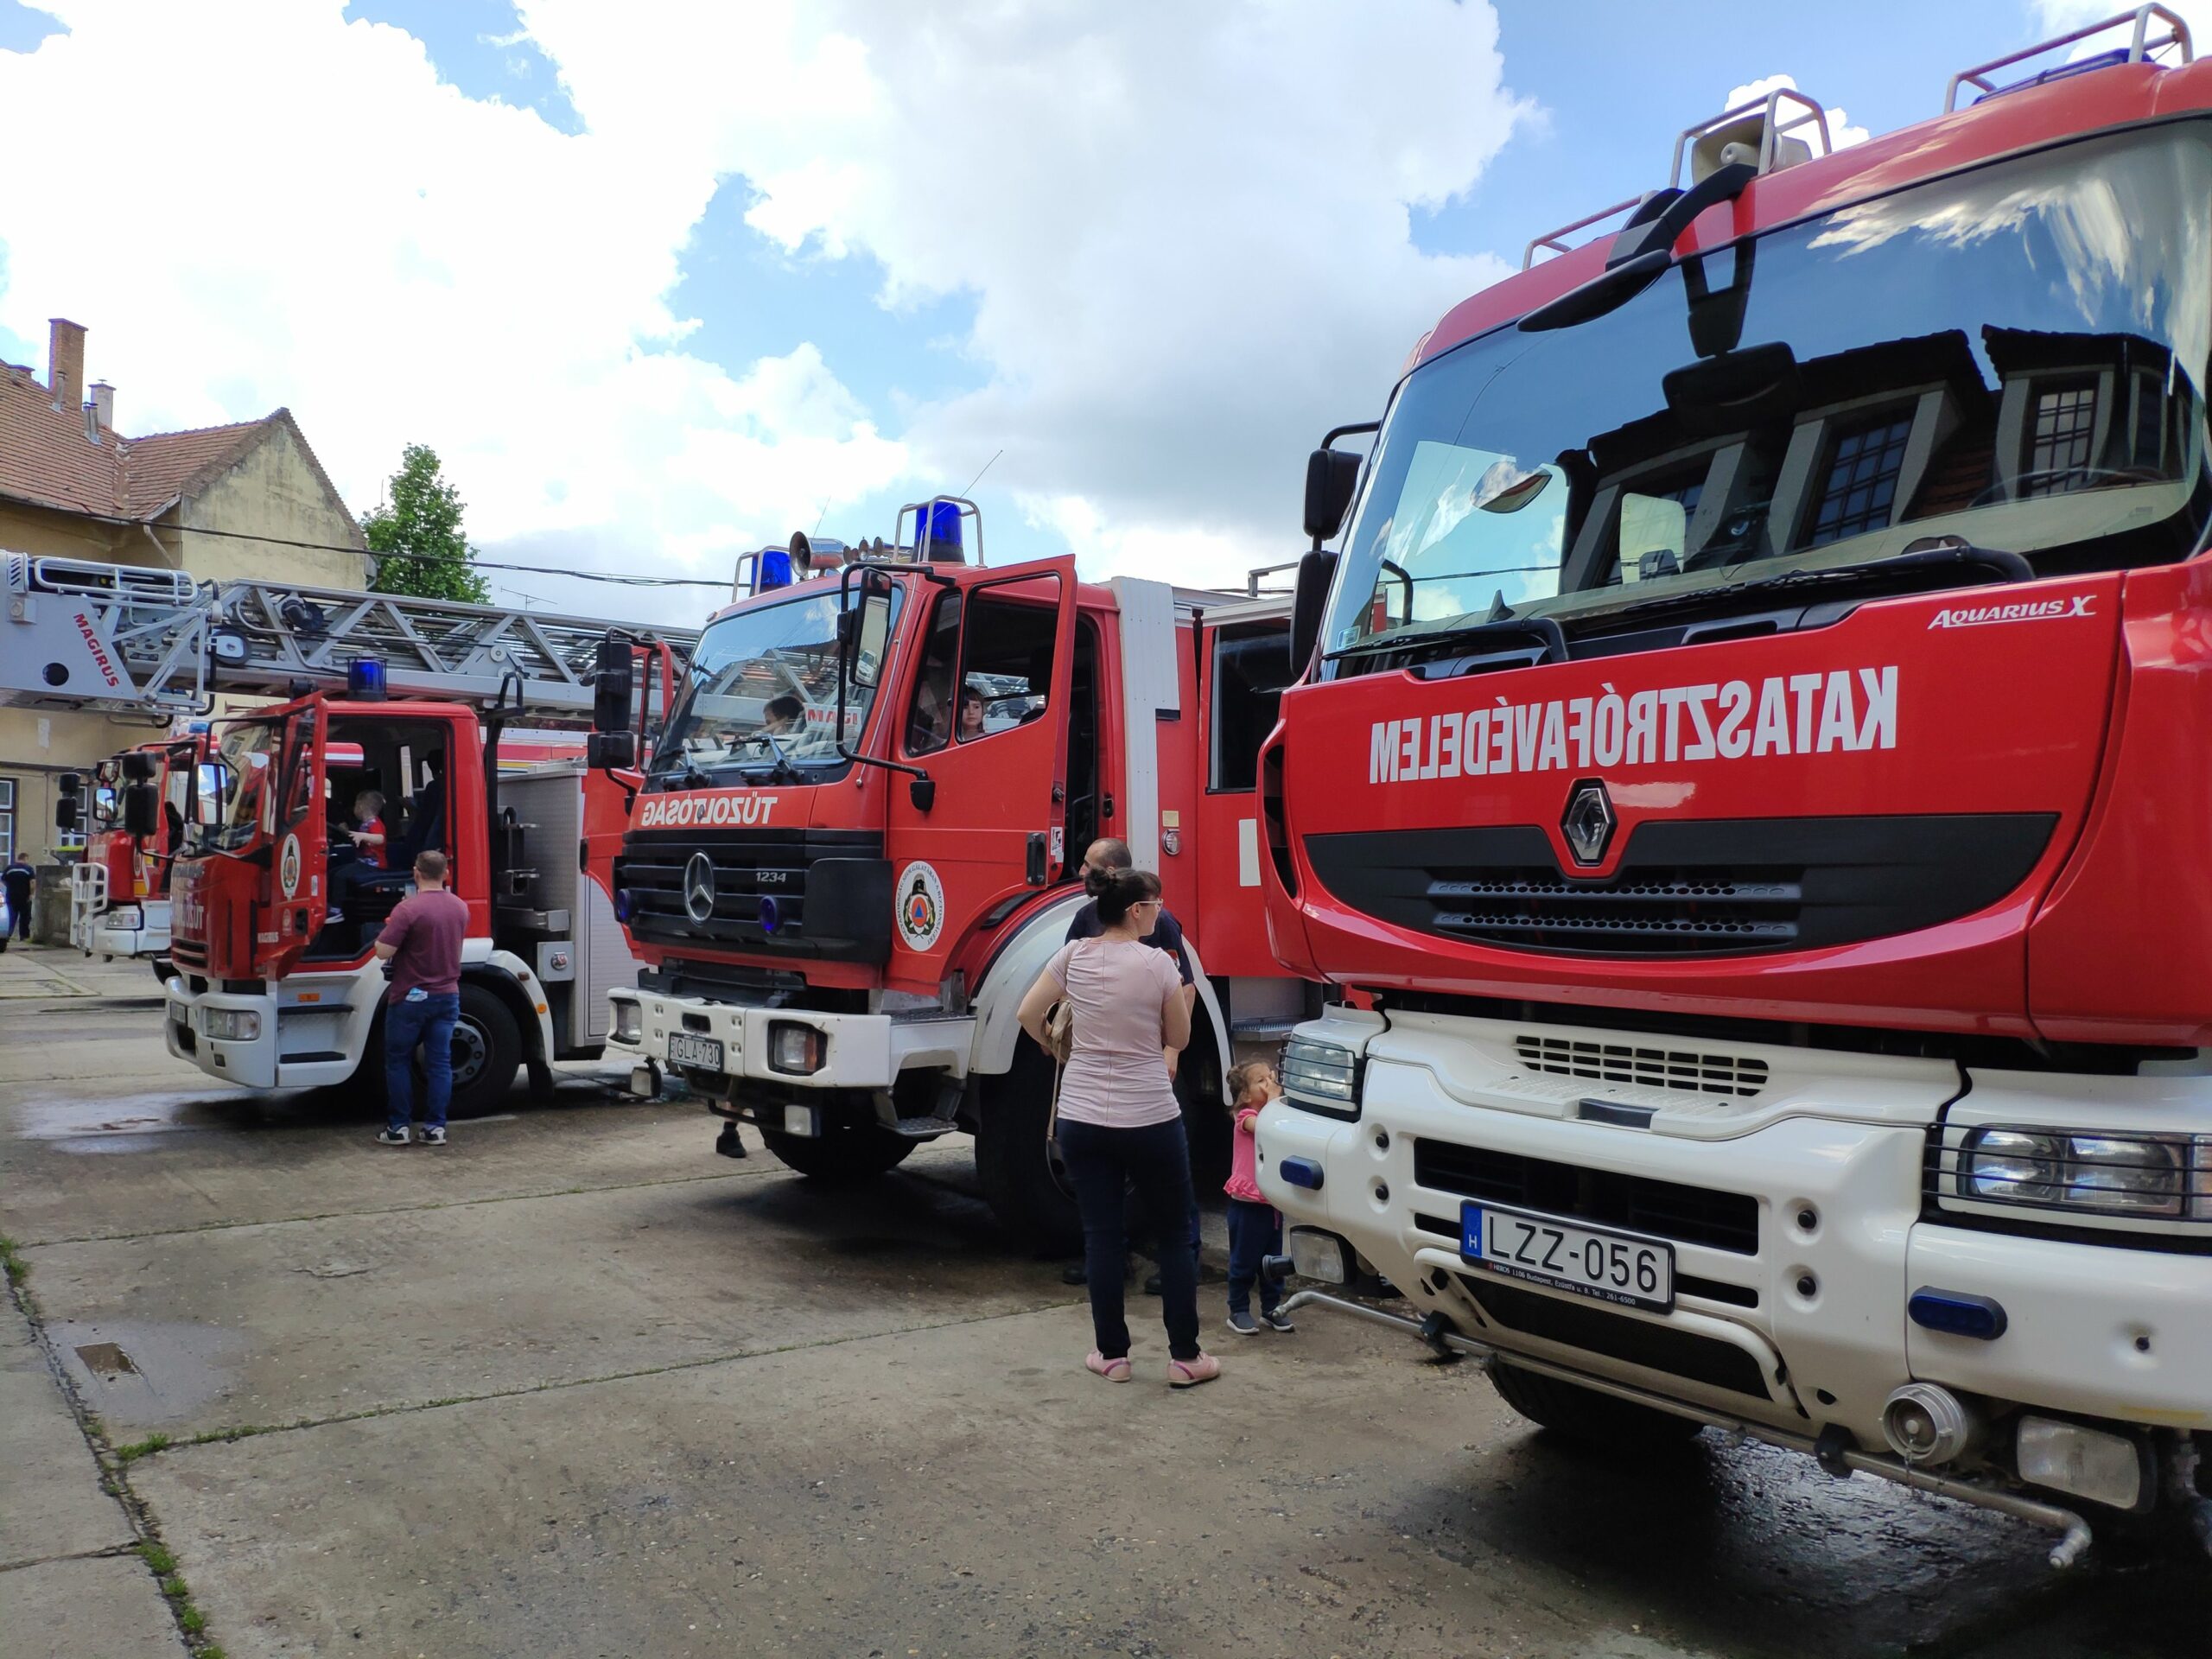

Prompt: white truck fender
[
  {"left": 966, "top": 890, "right": 1230, "bottom": 1085},
  {"left": 469, "top": 943, "right": 557, "bottom": 1064}
]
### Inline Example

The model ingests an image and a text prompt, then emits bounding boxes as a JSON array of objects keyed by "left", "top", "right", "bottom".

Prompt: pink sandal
[
  {"left": 1086, "top": 1350, "right": 1133, "bottom": 1382},
  {"left": 1167, "top": 1352, "right": 1221, "bottom": 1389}
]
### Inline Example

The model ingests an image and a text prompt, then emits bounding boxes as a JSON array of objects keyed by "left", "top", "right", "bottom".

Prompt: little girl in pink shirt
[{"left": 1224, "top": 1060, "right": 1294, "bottom": 1336}]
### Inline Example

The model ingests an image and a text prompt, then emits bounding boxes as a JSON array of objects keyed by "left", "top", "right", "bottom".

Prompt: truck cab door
[
  {"left": 883, "top": 558, "right": 1077, "bottom": 992},
  {"left": 262, "top": 698, "right": 329, "bottom": 978}
]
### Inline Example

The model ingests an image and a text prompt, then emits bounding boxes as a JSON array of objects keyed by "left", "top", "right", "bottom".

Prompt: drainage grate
[{"left": 1516, "top": 1033, "right": 1768, "bottom": 1098}]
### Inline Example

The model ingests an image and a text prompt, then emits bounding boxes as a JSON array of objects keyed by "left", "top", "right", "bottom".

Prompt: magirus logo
[{"left": 1927, "top": 594, "right": 2094, "bottom": 629}]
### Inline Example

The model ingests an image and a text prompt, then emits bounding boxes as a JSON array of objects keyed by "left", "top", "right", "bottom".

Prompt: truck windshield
[
  {"left": 651, "top": 585, "right": 901, "bottom": 779},
  {"left": 207, "top": 720, "right": 279, "bottom": 852},
  {"left": 1324, "top": 123, "right": 2212, "bottom": 668}
]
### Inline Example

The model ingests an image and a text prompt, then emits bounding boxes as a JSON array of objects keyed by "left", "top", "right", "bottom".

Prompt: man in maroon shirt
[{"left": 372, "top": 849, "right": 470, "bottom": 1147}]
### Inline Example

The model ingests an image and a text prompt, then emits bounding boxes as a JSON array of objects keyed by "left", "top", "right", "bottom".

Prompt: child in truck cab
[
  {"left": 347, "top": 791, "right": 387, "bottom": 871},
  {"left": 1223, "top": 1060, "right": 1293, "bottom": 1336}
]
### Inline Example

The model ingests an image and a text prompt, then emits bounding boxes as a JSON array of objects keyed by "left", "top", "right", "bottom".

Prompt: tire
[
  {"left": 1487, "top": 1361, "right": 1707, "bottom": 1451},
  {"left": 976, "top": 1034, "right": 1083, "bottom": 1255},
  {"left": 439, "top": 982, "right": 523, "bottom": 1116},
  {"left": 759, "top": 1117, "right": 918, "bottom": 1182}
]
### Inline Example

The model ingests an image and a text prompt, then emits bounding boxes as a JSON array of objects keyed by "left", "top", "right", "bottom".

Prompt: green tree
[{"left": 360, "top": 443, "right": 490, "bottom": 605}]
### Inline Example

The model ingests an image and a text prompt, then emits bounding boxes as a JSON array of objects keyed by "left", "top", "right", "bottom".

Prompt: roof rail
[
  {"left": 1946, "top": 4, "right": 2191, "bottom": 113},
  {"left": 1669, "top": 87, "right": 1833, "bottom": 189},
  {"left": 1522, "top": 197, "right": 1646, "bottom": 270}
]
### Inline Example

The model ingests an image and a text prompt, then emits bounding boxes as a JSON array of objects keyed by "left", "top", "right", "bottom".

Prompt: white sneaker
[
  {"left": 420, "top": 1126, "right": 448, "bottom": 1147},
  {"left": 375, "top": 1127, "right": 410, "bottom": 1147}
]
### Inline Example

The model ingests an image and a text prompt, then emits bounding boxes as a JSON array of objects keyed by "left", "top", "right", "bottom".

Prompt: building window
[
  {"left": 0, "top": 777, "right": 13, "bottom": 861},
  {"left": 2024, "top": 382, "right": 2098, "bottom": 495},
  {"left": 1807, "top": 412, "right": 1913, "bottom": 545}
]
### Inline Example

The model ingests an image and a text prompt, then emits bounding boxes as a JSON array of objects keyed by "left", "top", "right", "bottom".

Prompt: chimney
[
  {"left": 90, "top": 380, "right": 114, "bottom": 430},
  {"left": 48, "top": 318, "right": 86, "bottom": 412}
]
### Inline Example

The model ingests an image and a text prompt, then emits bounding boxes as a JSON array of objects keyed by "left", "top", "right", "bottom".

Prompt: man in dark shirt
[
  {"left": 372, "top": 849, "right": 470, "bottom": 1147},
  {"left": 3, "top": 855, "right": 33, "bottom": 943},
  {"left": 1061, "top": 837, "right": 1203, "bottom": 1294}
]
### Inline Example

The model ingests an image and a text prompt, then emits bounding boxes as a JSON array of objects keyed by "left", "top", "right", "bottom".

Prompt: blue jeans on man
[{"left": 384, "top": 990, "right": 460, "bottom": 1134}]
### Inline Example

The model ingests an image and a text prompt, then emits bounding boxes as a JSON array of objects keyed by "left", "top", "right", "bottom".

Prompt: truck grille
[
  {"left": 1414, "top": 1138, "right": 1759, "bottom": 1255},
  {"left": 613, "top": 827, "right": 890, "bottom": 963},
  {"left": 1514, "top": 1034, "right": 1768, "bottom": 1098},
  {"left": 1304, "top": 814, "right": 2055, "bottom": 957},
  {"left": 1459, "top": 1277, "right": 1774, "bottom": 1397}
]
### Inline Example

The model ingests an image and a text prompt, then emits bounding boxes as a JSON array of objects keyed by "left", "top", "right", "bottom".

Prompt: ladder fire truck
[
  {"left": 597, "top": 501, "right": 1313, "bottom": 1246},
  {"left": 1257, "top": 8, "right": 2212, "bottom": 1562},
  {"left": 63, "top": 728, "right": 211, "bottom": 966},
  {"left": 3, "top": 550, "right": 695, "bottom": 1113}
]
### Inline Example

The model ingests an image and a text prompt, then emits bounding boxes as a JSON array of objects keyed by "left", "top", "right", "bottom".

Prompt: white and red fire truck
[
  {"left": 1256, "top": 9, "right": 2212, "bottom": 1562},
  {"left": 63, "top": 729, "right": 212, "bottom": 966},
  {"left": 1, "top": 550, "right": 694, "bottom": 1113},
  {"left": 600, "top": 501, "right": 1313, "bottom": 1245}
]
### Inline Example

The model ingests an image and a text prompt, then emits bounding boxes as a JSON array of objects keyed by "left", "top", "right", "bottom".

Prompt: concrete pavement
[{"left": 3, "top": 940, "right": 2208, "bottom": 1657}]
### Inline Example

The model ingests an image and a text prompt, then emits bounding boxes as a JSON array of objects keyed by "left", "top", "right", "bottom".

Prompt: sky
[{"left": 0, "top": 0, "right": 2190, "bottom": 627}]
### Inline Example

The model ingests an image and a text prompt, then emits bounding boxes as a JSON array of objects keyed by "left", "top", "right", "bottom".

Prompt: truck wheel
[
  {"left": 976, "top": 1035, "right": 1083, "bottom": 1255},
  {"left": 1487, "top": 1361, "right": 1706, "bottom": 1451},
  {"left": 759, "top": 1118, "right": 917, "bottom": 1182},
  {"left": 442, "top": 982, "right": 523, "bottom": 1116}
]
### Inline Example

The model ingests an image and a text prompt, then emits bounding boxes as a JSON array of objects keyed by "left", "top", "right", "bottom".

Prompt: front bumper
[
  {"left": 1258, "top": 1009, "right": 2212, "bottom": 1456},
  {"left": 606, "top": 986, "right": 973, "bottom": 1094},
  {"left": 165, "top": 968, "right": 381, "bottom": 1090},
  {"left": 86, "top": 900, "right": 169, "bottom": 962}
]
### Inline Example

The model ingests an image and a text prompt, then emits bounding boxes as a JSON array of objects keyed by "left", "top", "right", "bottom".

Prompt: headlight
[
  {"left": 200, "top": 1007, "right": 261, "bottom": 1042},
  {"left": 768, "top": 1021, "right": 823, "bottom": 1076},
  {"left": 611, "top": 998, "right": 642, "bottom": 1043},
  {"left": 1281, "top": 1034, "right": 1360, "bottom": 1119},
  {"left": 1961, "top": 1126, "right": 2195, "bottom": 1218}
]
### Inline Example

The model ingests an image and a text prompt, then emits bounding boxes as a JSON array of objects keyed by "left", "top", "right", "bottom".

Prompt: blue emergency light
[
  {"left": 758, "top": 548, "right": 794, "bottom": 590},
  {"left": 758, "top": 895, "right": 782, "bottom": 936},
  {"left": 920, "top": 499, "right": 963, "bottom": 556},
  {"left": 346, "top": 657, "right": 389, "bottom": 699}
]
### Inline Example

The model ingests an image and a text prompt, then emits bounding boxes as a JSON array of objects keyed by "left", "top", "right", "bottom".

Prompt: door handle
[
  {"left": 1051, "top": 782, "right": 1065, "bottom": 804},
  {"left": 1102, "top": 794, "right": 1115, "bottom": 819},
  {"left": 1026, "top": 832, "right": 1047, "bottom": 887}
]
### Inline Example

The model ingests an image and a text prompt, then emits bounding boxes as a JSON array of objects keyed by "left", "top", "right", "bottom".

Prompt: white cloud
[
  {"left": 0, "top": 0, "right": 1533, "bottom": 604},
  {"left": 2034, "top": 0, "right": 2204, "bottom": 61},
  {"left": 1721, "top": 73, "right": 1871, "bottom": 156}
]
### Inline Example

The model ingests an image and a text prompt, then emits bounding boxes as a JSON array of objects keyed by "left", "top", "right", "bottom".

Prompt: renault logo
[
  {"left": 683, "top": 852, "right": 717, "bottom": 924},
  {"left": 1561, "top": 779, "right": 1616, "bottom": 866}
]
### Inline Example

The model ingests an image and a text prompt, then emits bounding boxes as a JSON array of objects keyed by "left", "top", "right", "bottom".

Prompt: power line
[{"left": 132, "top": 517, "right": 737, "bottom": 589}]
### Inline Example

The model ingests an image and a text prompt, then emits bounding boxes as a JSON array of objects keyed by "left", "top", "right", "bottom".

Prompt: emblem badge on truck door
[{"left": 1561, "top": 779, "right": 1616, "bottom": 866}]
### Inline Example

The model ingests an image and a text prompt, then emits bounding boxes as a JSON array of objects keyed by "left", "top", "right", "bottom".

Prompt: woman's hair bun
[{"left": 1095, "top": 866, "right": 1162, "bottom": 925}]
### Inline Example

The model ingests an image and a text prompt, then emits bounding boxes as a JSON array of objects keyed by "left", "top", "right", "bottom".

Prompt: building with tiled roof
[{"left": 1, "top": 317, "right": 366, "bottom": 894}]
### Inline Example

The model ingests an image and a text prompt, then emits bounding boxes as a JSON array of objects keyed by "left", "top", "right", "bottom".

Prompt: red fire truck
[
  {"left": 0, "top": 550, "right": 693, "bottom": 1112},
  {"left": 1256, "top": 9, "right": 2212, "bottom": 1561},
  {"left": 64, "top": 730, "right": 212, "bottom": 966},
  {"left": 600, "top": 500, "right": 1310, "bottom": 1246}
]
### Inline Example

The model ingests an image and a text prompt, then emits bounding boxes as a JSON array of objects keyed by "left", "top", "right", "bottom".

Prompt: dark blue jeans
[
  {"left": 1057, "top": 1116, "right": 1201, "bottom": 1363},
  {"left": 384, "top": 990, "right": 460, "bottom": 1133},
  {"left": 1225, "top": 1198, "right": 1282, "bottom": 1318}
]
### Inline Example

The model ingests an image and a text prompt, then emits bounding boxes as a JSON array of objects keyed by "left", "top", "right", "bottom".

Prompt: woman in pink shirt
[{"left": 1019, "top": 868, "right": 1218, "bottom": 1389}]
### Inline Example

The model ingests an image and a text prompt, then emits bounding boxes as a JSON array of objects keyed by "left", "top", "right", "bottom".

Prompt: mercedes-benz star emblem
[
  {"left": 1561, "top": 779, "right": 1616, "bottom": 866},
  {"left": 683, "top": 852, "right": 717, "bottom": 924}
]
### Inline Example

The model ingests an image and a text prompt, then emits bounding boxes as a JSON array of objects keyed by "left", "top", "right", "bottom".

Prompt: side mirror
[
  {"left": 122, "top": 751, "right": 158, "bottom": 783},
  {"left": 592, "top": 635, "right": 634, "bottom": 734},
  {"left": 124, "top": 783, "right": 161, "bottom": 838},
  {"left": 1289, "top": 550, "right": 1338, "bottom": 678},
  {"left": 55, "top": 798, "right": 80, "bottom": 831},
  {"left": 1304, "top": 448, "right": 1363, "bottom": 544},
  {"left": 587, "top": 730, "right": 639, "bottom": 771},
  {"left": 57, "top": 772, "right": 81, "bottom": 799}
]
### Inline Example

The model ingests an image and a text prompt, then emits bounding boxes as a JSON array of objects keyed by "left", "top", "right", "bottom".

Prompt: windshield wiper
[
  {"left": 1602, "top": 538, "right": 2033, "bottom": 627},
  {"left": 1325, "top": 615, "right": 1567, "bottom": 674},
  {"left": 734, "top": 729, "right": 805, "bottom": 785}
]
